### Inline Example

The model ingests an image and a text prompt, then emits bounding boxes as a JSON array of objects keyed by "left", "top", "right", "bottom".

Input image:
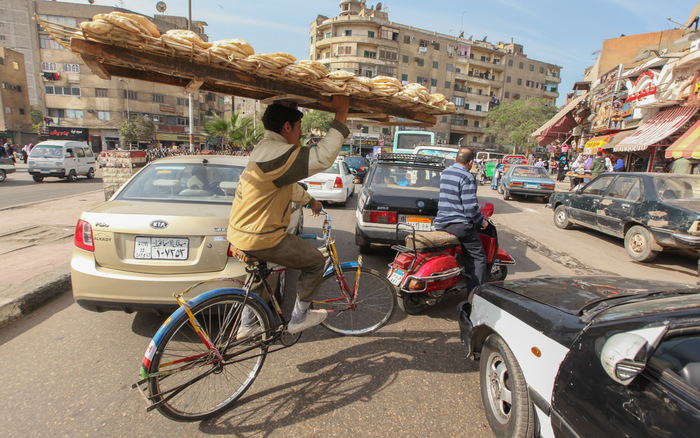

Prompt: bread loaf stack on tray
[
  {"left": 371, "top": 76, "right": 403, "bottom": 96},
  {"left": 80, "top": 11, "right": 160, "bottom": 42}
]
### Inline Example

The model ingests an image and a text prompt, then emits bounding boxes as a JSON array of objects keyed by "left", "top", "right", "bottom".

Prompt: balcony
[
  {"left": 448, "top": 123, "right": 484, "bottom": 134},
  {"left": 315, "top": 34, "right": 396, "bottom": 49},
  {"left": 543, "top": 89, "right": 559, "bottom": 98},
  {"left": 468, "top": 57, "right": 505, "bottom": 71},
  {"left": 461, "top": 109, "right": 488, "bottom": 118}
]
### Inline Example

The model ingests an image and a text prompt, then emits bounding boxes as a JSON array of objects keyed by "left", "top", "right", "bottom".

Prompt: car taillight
[
  {"left": 363, "top": 210, "right": 398, "bottom": 224},
  {"left": 541, "top": 184, "right": 554, "bottom": 190},
  {"left": 227, "top": 243, "right": 234, "bottom": 257},
  {"left": 74, "top": 219, "right": 94, "bottom": 252},
  {"left": 509, "top": 182, "right": 524, "bottom": 187},
  {"left": 360, "top": 166, "right": 365, "bottom": 172},
  {"left": 334, "top": 176, "right": 343, "bottom": 188},
  {"left": 393, "top": 252, "right": 415, "bottom": 270}
]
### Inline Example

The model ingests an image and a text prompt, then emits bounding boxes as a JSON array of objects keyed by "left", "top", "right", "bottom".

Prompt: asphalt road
[
  {"left": 0, "top": 162, "right": 104, "bottom": 209},
  {"left": 0, "top": 183, "right": 696, "bottom": 436}
]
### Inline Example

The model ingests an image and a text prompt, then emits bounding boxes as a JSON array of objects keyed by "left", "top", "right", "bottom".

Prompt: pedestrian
[
  {"left": 570, "top": 154, "right": 585, "bottom": 190},
  {"left": 227, "top": 95, "right": 350, "bottom": 336},
  {"left": 491, "top": 159, "right": 505, "bottom": 190},
  {"left": 434, "top": 147, "right": 488, "bottom": 293},
  {"left": 604, "top": 154, "right": 614, "bottom": 172},
  {"left": 557, "top": 155, "right": 568, "bottom": 182},
  {"left": 590, "top": 150, "right": 607, "bottom": 179},
  {"left": 614, "top": 156, "right": 624, "bottom": 171},
  {"left": 534, "top": 158, "right": 545, "bottom": 167}
]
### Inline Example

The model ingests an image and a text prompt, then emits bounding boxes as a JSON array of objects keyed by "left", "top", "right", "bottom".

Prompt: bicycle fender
[
  {"left": 139, "top": 288, "right": 271, "bottom": 378},
  {"left": 323, "top": 261, "right": 360, "bottom": 277}
]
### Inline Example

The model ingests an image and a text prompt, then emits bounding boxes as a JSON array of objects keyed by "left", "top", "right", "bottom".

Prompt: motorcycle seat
[{"left": 405, "top": 231, "right": 460, "bottom": 253}]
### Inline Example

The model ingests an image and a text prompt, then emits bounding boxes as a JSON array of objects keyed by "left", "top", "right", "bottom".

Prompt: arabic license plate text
[
  {"left": 134, "top": 237, "right": 189, "bottom": 260},
  {"left": 405, "top": 216, "right": 432, "bottom": 231},
  {"left": 309, "top": 182, "right": 322, "bottom": 189},
  {"left": 524, "top": 183, "right": 538, "bottom": 189},
  {"left": 388, "top": 269, "right": 404, "bottom": 286}
]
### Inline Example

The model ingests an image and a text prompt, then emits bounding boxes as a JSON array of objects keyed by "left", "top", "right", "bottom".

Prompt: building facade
[
  {"left": 0, "top": 46, "right": 33, "bottom": 145},
  {"left": 498, "top": 41, "right": 561, "bottom": 104},
  {"left": 0, "top": 0, "right": 228, "bottom": 151},
  {"left": 309, "top": 0, "right": 561, "bottom": 147}
]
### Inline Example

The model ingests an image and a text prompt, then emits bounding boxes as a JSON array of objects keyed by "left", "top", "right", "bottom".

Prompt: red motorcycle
[{"left": 387, "top": 202, "right": 515, "bottom": 314}]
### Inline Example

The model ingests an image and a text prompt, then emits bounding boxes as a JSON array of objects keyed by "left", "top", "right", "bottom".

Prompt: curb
[{"left": 0, "top": 268, "right": 72, "bottom": 328}]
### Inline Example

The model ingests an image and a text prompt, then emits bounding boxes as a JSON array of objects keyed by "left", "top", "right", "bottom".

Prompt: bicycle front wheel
[
  {"left": 147, "top": 294, "right": 271, "bottom": 422},
  {"left": 314, "top": 267, "right": 395, "bottom": 335}
]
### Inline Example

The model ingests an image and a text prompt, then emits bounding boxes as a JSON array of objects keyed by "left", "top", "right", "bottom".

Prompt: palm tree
[{"left": 202, "top": 112, "right": 254, "bottom": 152}]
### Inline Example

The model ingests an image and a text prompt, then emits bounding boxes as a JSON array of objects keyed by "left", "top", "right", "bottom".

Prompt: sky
[{"left": 82, "top": 0, "right": 699, "bottom": 107}]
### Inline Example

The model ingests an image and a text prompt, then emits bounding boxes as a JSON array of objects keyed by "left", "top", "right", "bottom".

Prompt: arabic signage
[
  {"left": 686, "top": 72, "right": 700, "bottom": 106},
  {"left": 40, "top": 126, "right": 89, "bottom": 141},
  {"left": 625, "top": 70, "right": 658, "bottom": 106}
]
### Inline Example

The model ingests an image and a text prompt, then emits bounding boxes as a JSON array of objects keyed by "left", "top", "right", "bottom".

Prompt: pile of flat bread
[{"left": 77, "top": 12, "right": 455, "bottom": 114}]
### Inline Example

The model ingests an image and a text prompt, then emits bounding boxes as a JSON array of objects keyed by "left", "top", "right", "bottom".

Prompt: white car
[{"left": 301, "top": 159, "right": 355, "bottom": 205}]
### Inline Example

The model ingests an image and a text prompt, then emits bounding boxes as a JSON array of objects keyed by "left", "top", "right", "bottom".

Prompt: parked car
[
  {"left": 355, "top": 153, "right": 445, "bottom": 253},
  {"left": 549, "top": 172, "right": 700, "bottom": 262},
  {"left": 300, "top": 159, "right": 355, "bottom": 205},
  {"left": 0, "top": 157, "right": 16, "bottom": 182},
  {"left": 343, "top": 155, "right": 370, "bottom": 183},
  {"left": 458, "top": 276, "right": 700, "bottom": 438},
  {"left": 27, "top": 140, "right": 97, "bottom": 182},
  {"left": 71, "top": 155, "right": 302, "bottom": 313},
  {"left": 497, "top": 164, "right": 555, "bottom": 202}
]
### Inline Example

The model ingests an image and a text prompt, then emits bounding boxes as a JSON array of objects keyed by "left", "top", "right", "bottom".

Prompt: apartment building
[
  {"left": 499, "top": 41, "right": 561, "bottom": 104},
  {"left": 0, "top": 46, "right": 33, "bottom": 145},
  {"left": 0, "top": 0, "right": 228, "bottom": 151},
  {"left": 310, "top": 0, "right": 560, "bottom": 146}
]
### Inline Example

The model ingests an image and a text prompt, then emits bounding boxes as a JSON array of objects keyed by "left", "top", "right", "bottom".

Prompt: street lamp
[{"left": 119, "top": 78, "right": 130, "bottom": 121}]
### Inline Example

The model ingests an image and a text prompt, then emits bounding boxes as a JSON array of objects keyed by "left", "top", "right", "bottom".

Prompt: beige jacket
[{"left": 227, "top": 120, "right": 349, "bottom": 251}]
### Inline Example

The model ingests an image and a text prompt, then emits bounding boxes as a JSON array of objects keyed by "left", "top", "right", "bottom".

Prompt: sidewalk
[{"left": 0, "top": 190, "right": 105, "bottom": 327}]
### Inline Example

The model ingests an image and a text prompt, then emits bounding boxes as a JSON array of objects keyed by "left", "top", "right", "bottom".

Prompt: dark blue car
[{"left": 343, "top": 156, "right": 370, "bottom": 183}]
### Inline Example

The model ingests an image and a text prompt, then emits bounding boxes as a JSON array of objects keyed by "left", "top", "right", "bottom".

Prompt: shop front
[{"left": 155, "top": 133, "right": 206, "bottom": 149}]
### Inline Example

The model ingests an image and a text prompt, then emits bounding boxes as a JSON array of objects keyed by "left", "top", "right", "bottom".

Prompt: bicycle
[{"left": 132, "top": 210, "right": 396, "bottom": 422}]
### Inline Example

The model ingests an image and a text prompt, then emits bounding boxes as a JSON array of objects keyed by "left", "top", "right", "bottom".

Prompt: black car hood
[
  {"left": 497, "top": 276, "right": 697, "bottom": 316},
  {"left": 364, "top": 187, "right": 438, "bottom": 215}
]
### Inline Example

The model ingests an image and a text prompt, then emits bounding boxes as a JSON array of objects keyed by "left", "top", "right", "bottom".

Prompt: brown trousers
[{"left": 246, "top": 233, "right": 325, "bottom": 302}]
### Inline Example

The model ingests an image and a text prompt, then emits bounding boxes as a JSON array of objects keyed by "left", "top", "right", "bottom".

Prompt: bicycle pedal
[{"left": 280, "top": 328, "right": 302, "bottom": 347}]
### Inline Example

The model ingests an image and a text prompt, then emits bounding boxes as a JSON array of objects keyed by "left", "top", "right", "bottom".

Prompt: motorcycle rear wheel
[{"left": 397, "top": 294, "right": 426, "bottom": 315}]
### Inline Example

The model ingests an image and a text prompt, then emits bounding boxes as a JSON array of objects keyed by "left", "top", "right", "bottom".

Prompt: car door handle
[{"left": 621, "top": 204, "right": 630, "bottom": 209}]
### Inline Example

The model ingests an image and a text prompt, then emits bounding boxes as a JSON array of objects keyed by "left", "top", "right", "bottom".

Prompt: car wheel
[
  {"left": 553, "top": 205, "right": 572, "bottom": 229},
  {"left": 480, "top": 334, "right": 535, "bottom": 438},
  {"left": 497, "top": 183, "right": 504, "bottom": 195},
  {"left": 66, "top": 170, "right": 77, "bottom": 182},
  {"left": 397, "top": 294, "right": 426, "bottom": 315},
  {"left": 32, "top": 175, "right": 44, "bottom": 183},
  {"left": 86, "top": 167, "right": 95, "bottom": 179},
  {"left": 486, "top": 265, "right": 508, "bottom": 282},
  {"left": 503, "top": 188, "right": 510, "bottom": 200},
  {"left": 0, "top": 169, "right": 5, "bottom": 182},
  {"left": 624, "top": 225, "right": 659, "bottom": 262}
]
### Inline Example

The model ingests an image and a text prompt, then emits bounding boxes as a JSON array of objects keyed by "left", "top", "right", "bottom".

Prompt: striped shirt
[{"left": 434, "top": 163, "right": 484, "bottom": 230}]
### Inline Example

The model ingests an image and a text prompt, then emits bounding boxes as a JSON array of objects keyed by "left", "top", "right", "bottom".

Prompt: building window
[
  {"left": 4, "top": 106, "right": 10, "bottom": 114},
  {"left": 95, "top": 88, "right": 108, "bottom": 98},
  {"left": 454, "top": 96, "right": 464, "bottom": 106},
  {"left": 325, "top": 32, "right": 331, "bottom": 39},
  {"left": 402, "top": 55, "right": 409, "bottom": 63},
  {"left": 446, "top": 63, "right": 453, "bottom": 72},
  {"left": 539, "top": 66, "right": 545, "bottom": 74},
  {"left": 506, "top": 76, "right": 511, "bottom": 83},
  {"left": 12, "top": 61, "right": 18, "bottom": 70},
  {"left": 176, "top": 117, "right": 189, "bottom": 126},
  {"left": 465, "top": 103, "right": 470, "bottom": 110},
  {"left": 97, "top": 111, "right": 110, "bottom": 120},
  {"left": 363, "top": 51, "right": 376, "bottom": 59},
  {"left": 432, "top": 61, "right": 438, "bottom": 69},
  {"left": 123, "top": 90, "right": 137, "bottom": 100},
  {"left": 44, "top": 85, "right": 80, "bottom": 96},
  {"left": 177, "top": 97, "right": 189, "bottom": 106},
  {"left": 368, "top": 30, "right": 374, "bottom": 38},
  {"left": 344, "top": 29, "right": 352, "bottom": 36},
  {"left": 19, "top": 108, "right": 25, "bottom": 115},
  {"left": 475, "top": 105, "right": 482, "bottom": 112},
  {"left": 473, "top": 136, "right": 478, "bottom": 142},
  {"left": 526, "top": 80, "right": 533, "bottom": 87},
  {"left": 65, "top": 109, "right": 83, "bottom": 118},
  {"left": 39, "top": 34, "right": 63, "bottom": 50},
  {"left": 519, "top": 62, "right": 523, "bottom": 69},
  {"left": 505, "top": 92, "right": 510, "bottom": 98},
  {"left": 377, "top": 65, "right": 394, "bottom": 76},
  {"left": 152, "top": 94, "right": 164, "bottom": 103},
  {"left": 508, "top": 59, "right": 513, "bottom": 66},
  {"left": 431, "top": 78, "right": 437, "bottom": 86},
  {"left": 474, "top": 120, "right": 480, "bottom": 127},
  {"left": 530, "top": 64, "right": 534, "bottom": 71},
  {"left": 404, "top": 35, "right": 412, "bottom": 44},
  {"left": 513, "top": 93, "right": 520, "bottom": 99},
  {"left": 41, "top": 62, "right": 57, "bottom": 71},
  {"left": 401, "top": 74, "right": 408, "bottom": 82},
  {"left": 416, "top": 58, "right": 424, "bottom": 67},
  {"left": 379, "top": 50, "right": 397, "bottom": 61},
  {"left": 417, "top": 76, "right": 425, "bottom": 84},
  {"left": 445, "top": 81, "right": 450, "bottom": 89},
  {"left": 63, "top": 64, "right": 79, "bottom": 73},
  {"left": 517, "top": 78, "right": 522, "bottom": 85}
]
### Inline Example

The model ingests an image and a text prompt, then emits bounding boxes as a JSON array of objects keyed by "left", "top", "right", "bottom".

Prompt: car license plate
[
  {"left": 134, "top": 237, "right": 189, "bottom": 260},
  {"left": 388, "top": 268, "right": 404, "bottom": 286},
  {"left": 399, "top": 215, "right": 432, "bottom": 231},
  {"left": 524, "top": 183, "right": 538, "bottom": 189},
  {"left": 309, "top": 182, "right": 322, "bottom": 189},
  {"left": 41, "top": 169, "right": 50, "bottom": 173}
]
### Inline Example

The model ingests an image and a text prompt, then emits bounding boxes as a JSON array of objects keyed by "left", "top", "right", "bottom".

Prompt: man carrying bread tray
[{"left": 227, "top": 95, "right": 350, "bottom": 337}]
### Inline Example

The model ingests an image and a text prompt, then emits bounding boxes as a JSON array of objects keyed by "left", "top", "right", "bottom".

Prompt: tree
[
  {"left": 484, "top": 98, "right": 557, "bottom": 155},
  {"left": 120, "top": 115, "right": 155, "bottom": 147},
  {"left": 31, "top": 105, "right": 44, "bottom": 133},
  {"left": 301, "top": 110, "right": 334, "bottom": 135},
  {"left": 202, "top": 112, "right": 256, "bottom": 151}
]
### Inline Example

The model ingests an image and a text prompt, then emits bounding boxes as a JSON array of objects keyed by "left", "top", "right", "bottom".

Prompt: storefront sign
[
  {"left": 39, "top": 126, "right": 89, "bottom": 141},
  {"left": 591, "top": 95, "right": 614, "bottom": 132},
  {"left": 160, "top": 105, "right": 176, "bottom": 113},
  {"left": 684, "top": 72, "right": 700, "bottom": 106},
  {"left": 625, "top": 70, "right": 658, "bottom": 106},
  {"left": 599, "top": 64, "right": 623, "bottom": 94}
]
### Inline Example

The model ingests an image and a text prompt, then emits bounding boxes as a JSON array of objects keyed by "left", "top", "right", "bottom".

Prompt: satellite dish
[
  {"left": 376, "top": 2, "right": 382, "bottom": 11},
  {"left": 156, "top": 1, "right": 167, "bottom": 13}
]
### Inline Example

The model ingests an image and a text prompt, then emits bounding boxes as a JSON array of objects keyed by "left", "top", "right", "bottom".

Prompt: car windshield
[
  {"left": 29, "top": 145, "right": 63, "bottom": 158},
  {"left": 654, "top": 176, "right": 700, "bottom": 201},
  {"left": 115, "top": 162, "right": 244, "bottom": 204},
  {"left": 512, "top": 167, "right": 549, "bottom": 178},
  {"left": 344, "top": 157, "right": 366, "bottom": 167},
  {"left": 368, "top": 165, "right": 442, "bottom": 192}
]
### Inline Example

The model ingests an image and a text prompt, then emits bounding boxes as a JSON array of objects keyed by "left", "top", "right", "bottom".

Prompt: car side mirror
[
  {"left": 600, "top": 332, "right": 649, "bottom": 385},
  {"left": 350, "top": 168, "right": 357, "bottom": 174}
]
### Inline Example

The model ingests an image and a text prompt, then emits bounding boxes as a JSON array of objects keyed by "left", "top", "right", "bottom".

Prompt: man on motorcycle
[{"left": 434, "top": 147, "right": 488, "bottom": 292}]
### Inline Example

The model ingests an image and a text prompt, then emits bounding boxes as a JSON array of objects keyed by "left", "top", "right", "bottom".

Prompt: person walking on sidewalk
[{"left": 227, "top": 95, "right": 350, "bottom": 336}]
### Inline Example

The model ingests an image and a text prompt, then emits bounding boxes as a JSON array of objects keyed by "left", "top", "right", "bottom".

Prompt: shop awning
[
  {"left": 584, "top": 135, "right": 611, "bottom": 154},
  {"left": 665, "top": 118, "right": 700, "bottom": 159},
  {"left": 614, "top": 106, "right": 698, "bottom": 152},
  {"left": 602, "top": 130, "right": 635, "bottom": 150},
  {"left": 532, "top": 94, "right": 586, "bottom": 146}
]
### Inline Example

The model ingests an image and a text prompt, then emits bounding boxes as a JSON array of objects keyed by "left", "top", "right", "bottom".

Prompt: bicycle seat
[{"left": 228, "top": 245, "right": 262, "bottom": 263}]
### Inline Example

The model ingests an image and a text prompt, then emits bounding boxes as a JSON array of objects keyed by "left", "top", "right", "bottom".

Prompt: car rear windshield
[
  {"left": 655, "top": 176, "right": 700, "bottom": 201},
  {"left": 344, "top": 157, "right": 367, "bottom": 167},
  {"left": 512, "top": 167, "right": 549, "bottom": 178},
  {"left": 115, "top": 162, "right": 244, "bottom": 204},
  {"left": 367, "top": 165, "right": 442, "bottom": 192},
  {"left": 29, "top": 145, "right": 64, "bottom": 158}
]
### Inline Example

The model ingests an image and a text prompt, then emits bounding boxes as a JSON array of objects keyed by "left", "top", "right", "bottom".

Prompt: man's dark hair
[
  {"left": 261, "top": 104, "right": 304, "bottom": 133},
  {"left": 455, "top": 147, "right": 475, "bottom": 165},
  {"left": 597, "top": 150, "right": 603, "bottom": 156}
]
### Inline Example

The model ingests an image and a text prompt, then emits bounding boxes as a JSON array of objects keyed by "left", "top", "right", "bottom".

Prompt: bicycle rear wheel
[
  {"left": 313, "top": 267, "right": 395, "bottom": 335},
  {"left": 147, "top": 294, "right": 271, "bottom": 421}
]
